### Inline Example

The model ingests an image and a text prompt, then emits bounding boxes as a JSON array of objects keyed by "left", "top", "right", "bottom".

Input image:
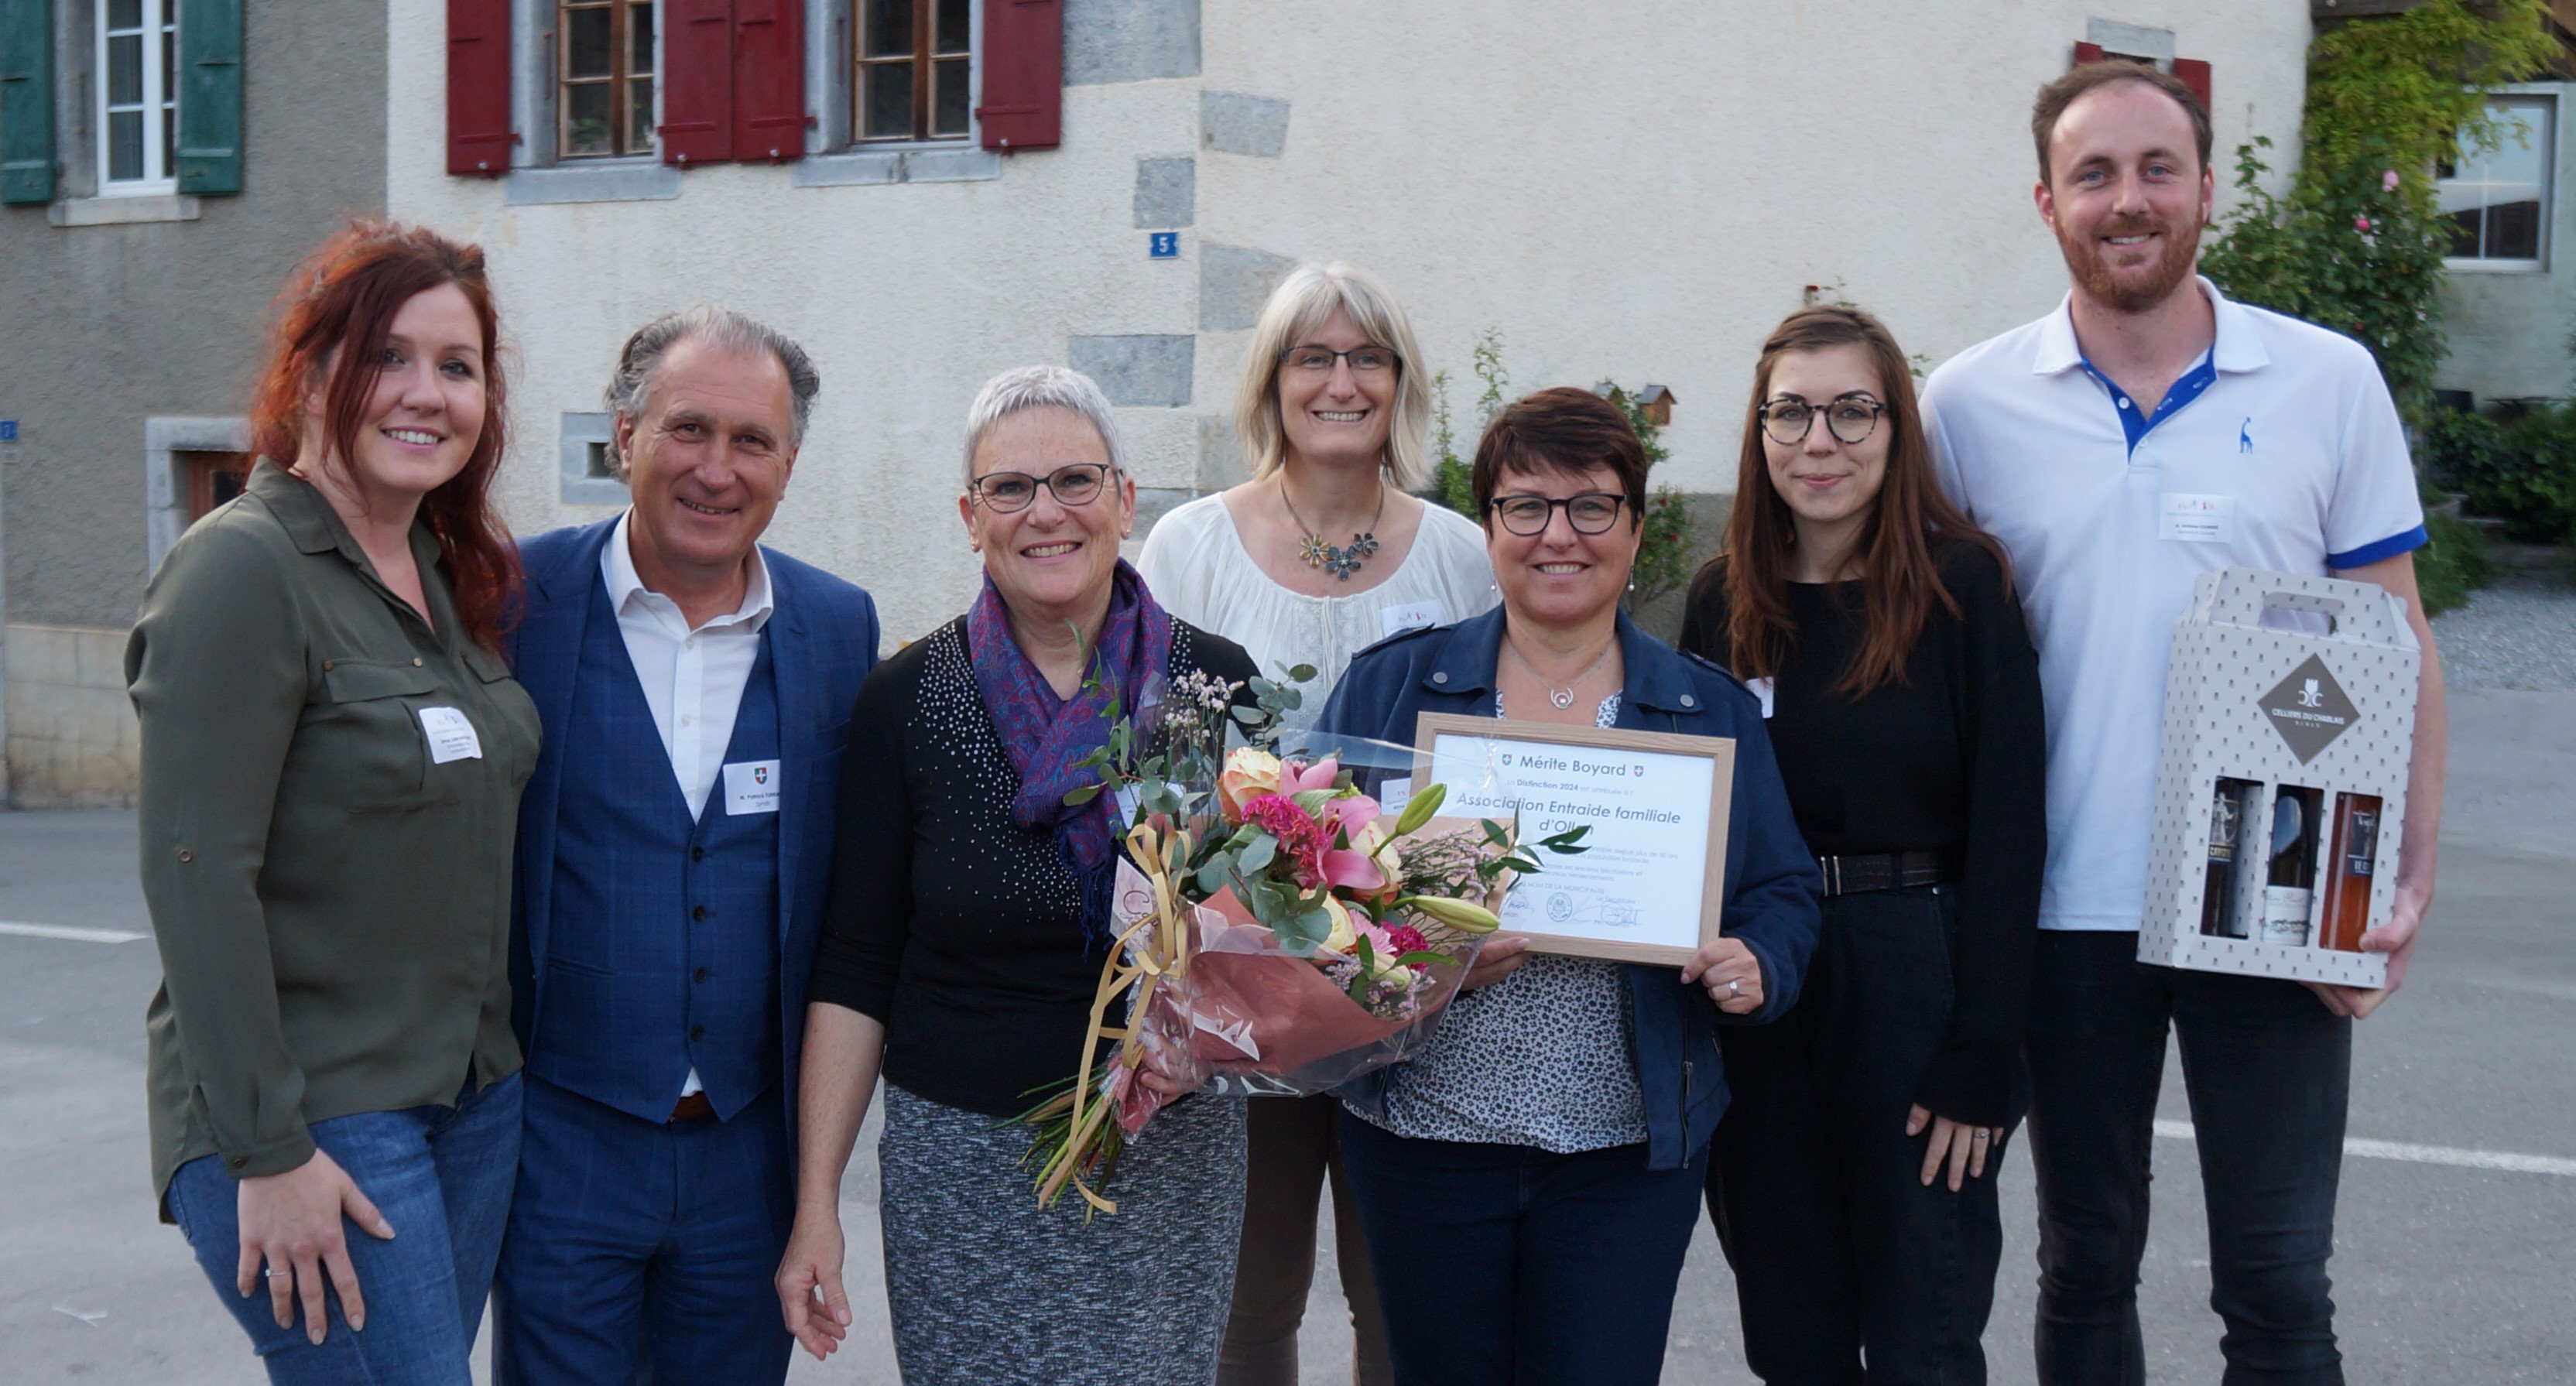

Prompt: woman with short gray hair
[{"left": 776, "top": 364, "right": 1260, "bottom": 1383}]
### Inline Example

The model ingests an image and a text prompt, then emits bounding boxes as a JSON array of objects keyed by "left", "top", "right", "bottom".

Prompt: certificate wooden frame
[{"left": 1412, "top": 713, "right": 1735, "bottom": 967}]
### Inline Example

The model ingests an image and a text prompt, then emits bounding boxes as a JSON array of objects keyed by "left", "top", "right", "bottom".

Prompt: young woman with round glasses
[
  {"left": 1136, "top": 264, "right": 1496, "bottom": 1386},
  {"left": 1679, "top": 305, "right": 2046, "bottom": 1383}
]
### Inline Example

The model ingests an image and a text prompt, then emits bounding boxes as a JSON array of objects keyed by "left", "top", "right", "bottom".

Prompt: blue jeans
[
  {"left": 2025, "top": 931, "right": 2349, "bottom": 1386},
  {"left": 164, "top": 1072, "right": 523, "bottom": 1386},
  {"left": 1337, "top": 1109, "right": 1706, "bottom": 1386},
  {"left": 1708, "top": 885, "right": 2018, "bottom": 1385}
]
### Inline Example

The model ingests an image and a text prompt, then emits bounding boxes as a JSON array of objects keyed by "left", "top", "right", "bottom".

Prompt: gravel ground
[{"left": 2430, "top": 568, "right": 2576, "bottom": 692}]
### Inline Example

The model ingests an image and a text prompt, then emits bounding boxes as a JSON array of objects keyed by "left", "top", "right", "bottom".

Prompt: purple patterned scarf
[{"left": 967, "top": 559, "right": 1173, "bottom": 944}]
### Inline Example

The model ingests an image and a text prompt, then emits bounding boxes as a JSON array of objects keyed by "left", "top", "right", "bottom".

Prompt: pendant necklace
[
  {"left": 1281, "top": 477, "right": 1384, "bottom": 581},
  {"left": 1509, "top": 633, "right": 1615, "bottom": 710}
]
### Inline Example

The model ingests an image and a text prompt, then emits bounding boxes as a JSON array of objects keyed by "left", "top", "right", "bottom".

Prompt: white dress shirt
[
  {"left": 601, "top": 509, "right": 776, "bottom": 820},
  {"left": 601, "top": 512, "right": 776, "bottom": 1104}
]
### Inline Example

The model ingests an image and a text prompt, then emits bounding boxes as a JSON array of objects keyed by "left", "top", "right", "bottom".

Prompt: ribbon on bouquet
[{"left": 1031, "top": 820, "right": 1199, "bottom": 1215}]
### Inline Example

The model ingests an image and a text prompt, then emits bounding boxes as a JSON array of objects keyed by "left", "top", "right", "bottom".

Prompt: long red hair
[
  {"left": 248, "top": 220, "right": 519, "bottom": 651},
  {"left": 1710, "top": 304, "right": 2007, "bottom": 694}
]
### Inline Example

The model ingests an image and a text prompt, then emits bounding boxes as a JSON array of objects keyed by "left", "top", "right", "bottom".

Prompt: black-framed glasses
[
  {"left": 1759, "top": 393, "right": 1886, "bottom": 446},
  {"left": 1280, "top": 344, "right": 1402, "bottom": 375},
  {"left": 1488, "top": 492, "right": 1629, "bottom": 536},
  {"left": 968, "top": 463, "right": 1118, "bottom": 513}
]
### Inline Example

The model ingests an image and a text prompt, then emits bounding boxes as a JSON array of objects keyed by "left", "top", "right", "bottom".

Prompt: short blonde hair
[{"left": 1233, "top": 262, "right": 1432, "bottom": 489}]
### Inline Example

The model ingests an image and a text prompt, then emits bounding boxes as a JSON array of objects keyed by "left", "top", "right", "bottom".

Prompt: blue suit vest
[{"left": 525, "top": 573, "right": 783, "bottom": 1123}]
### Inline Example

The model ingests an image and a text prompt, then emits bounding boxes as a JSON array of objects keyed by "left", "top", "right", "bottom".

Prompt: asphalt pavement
[{"left": 4, "top": 687, "right": 2571, "bottom": 1384}]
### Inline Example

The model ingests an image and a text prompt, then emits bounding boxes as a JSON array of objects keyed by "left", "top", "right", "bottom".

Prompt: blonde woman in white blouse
[{"left": 1137, "top": 263, "right": 1495, "bottom": 1386}]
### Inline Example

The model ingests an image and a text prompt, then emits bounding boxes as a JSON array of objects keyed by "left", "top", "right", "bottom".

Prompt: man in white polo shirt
[{"left": 1922, "top": 62, "right": 2448, "bottom": 1385}]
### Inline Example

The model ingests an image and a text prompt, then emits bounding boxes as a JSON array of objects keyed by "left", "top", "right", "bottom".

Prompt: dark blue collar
[
  {"left": 1420, "top": 606, "right": 1705, "bottom": 716},
  {"left": 2078, "top": 347, "right": 2217, "bottom": 455}
]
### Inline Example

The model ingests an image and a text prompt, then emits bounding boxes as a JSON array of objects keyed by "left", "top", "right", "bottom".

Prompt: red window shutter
[
  {"left": 447, "top": 0, "right": 514, "bottom": 176},
  {"left": 2174, "top": 58, "right": 2211, "bottom": 111},
  {"left": 2073, "top": 40, "right": 2105, "bottom": 65},
  {"left": 976, "top": 0, "right": 1061, "bottom": 152},
  {"left": 732, "top": 0, "right": 805, "bottom": 162},
  {"left": 662, "top": 0, "right": 735, "bottom": 166}
]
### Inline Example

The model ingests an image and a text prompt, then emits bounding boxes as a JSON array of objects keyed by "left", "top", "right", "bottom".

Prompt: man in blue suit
[{"left": 495, "top": 308, "right": 879, "bottom": 1384}]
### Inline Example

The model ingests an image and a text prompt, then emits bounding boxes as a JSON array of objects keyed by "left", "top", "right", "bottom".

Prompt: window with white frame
[
  {"left": 99, "top": 0, "right": 180, "bottom": 193},
  {"left": 559, "top": 1, "right": 659, "bottom": 159},
  {"left": 855, "top": 0, "right": 972, "bottom": 142},
  {"left": 2441, "top": 95, "right": 2554, "bottom": 267}
]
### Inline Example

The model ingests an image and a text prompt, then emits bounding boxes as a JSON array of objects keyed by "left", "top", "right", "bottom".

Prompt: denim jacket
[{"left": 1319, "top": 606, "right": 1822, "bottom": 1171}]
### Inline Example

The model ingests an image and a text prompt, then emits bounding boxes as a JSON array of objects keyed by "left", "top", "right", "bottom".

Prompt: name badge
[
  {"left": 417, "top": 707, "right": 483, "bottom": 764},
  {"left": 723, "top": 759, "right": 782, "bottom": 816},
  {"left": 1745, "top": 677, "right": 1776, "bottom": 720},
  {"left": 1379, "top": 601, "right": 1444, "bottom": 639},
  {"left": 2160, "top": 492, "right": 2235, "bottom": 544}
]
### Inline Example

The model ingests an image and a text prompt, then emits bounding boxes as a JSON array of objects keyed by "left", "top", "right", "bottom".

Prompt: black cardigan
[
  {"left": 806, "top": 615, "right": 1258, "bottom": 1117},
  {"left": 1678, "top": 539, "right": 2045, "bottom": 1125}
]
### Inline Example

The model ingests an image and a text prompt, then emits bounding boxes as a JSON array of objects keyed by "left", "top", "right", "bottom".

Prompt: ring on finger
[{"left": 1726, "top": 977, "right": 1742, "bottom": 999}]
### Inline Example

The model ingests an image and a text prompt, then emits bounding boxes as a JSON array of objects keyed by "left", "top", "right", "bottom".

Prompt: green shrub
[{"left": 2416, "top": 508, "right": 2496, "bottom": 617}]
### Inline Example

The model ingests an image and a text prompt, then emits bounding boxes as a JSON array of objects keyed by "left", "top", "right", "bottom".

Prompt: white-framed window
[
  {"left": 98, "top": 0, "right": 180, "bottom": 195},
  {"left": 2441, "top": 94, "right": 2555, "bottom": 269},
  {"left": 855, "top": 0, "right": 973, "bottom": 143}
]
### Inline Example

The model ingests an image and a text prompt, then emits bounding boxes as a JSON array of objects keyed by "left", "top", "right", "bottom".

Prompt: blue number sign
[{"left": 1149, "top": 232, "right": 1180, "bottom": 259}]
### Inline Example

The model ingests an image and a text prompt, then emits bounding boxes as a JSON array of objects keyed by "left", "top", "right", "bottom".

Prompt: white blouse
[{"left": 1137, "top": 493, "right": 1498, "bottom": 719}]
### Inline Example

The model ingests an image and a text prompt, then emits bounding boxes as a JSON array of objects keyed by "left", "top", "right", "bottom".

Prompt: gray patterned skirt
[{"left": 878, "top": 1083, "right": 1249, "bottom": 1385}]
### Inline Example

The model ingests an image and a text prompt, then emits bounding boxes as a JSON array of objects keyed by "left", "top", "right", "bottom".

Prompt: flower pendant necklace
[
  {"left": 1280, "top": 477, "right": 1385, "bottom": 581},
  {"left": 1508, "top": 632, "right": 1615, "bottom": 710}
]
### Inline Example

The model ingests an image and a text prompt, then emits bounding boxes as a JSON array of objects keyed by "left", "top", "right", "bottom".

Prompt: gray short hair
[
  {"left": 961, "top": 364, "right": 1125, "bottom": 487},
  {"left": 605, "top": 306, "right": 820, "bottom": 466}
]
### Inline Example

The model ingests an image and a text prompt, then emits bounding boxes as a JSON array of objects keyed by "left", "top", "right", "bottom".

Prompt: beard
[{"left": 2057, "top": 211, "right": 2202, "bottom": 314}]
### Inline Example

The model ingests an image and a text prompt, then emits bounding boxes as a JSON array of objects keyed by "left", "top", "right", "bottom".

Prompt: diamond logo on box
[{"left": 2257, "top": 654, "right": 2359, "bottom": 763}]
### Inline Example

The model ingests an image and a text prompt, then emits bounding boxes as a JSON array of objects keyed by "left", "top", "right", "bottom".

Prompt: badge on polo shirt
[
  {"left": 722, "top": 759, "right": 782, "bottom": 816},
  {"left": 2160, "top": 493, "right": 2235, "bottom": 544}
]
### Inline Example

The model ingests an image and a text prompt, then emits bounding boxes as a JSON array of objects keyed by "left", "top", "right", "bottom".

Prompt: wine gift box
[{"left": 2138, "top": 568, "right": 2420, "bottom": 988}]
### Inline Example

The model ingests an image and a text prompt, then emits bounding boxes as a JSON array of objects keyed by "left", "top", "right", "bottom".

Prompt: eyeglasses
[
  {"left": 969, "top": 463, "right": 1117, "bottom": 513},
  {"left": 1488, "top": 492, "right": 1629, "bottom": 536},
  {"left": 1759, "top": 393, "right": 1886, "bottom": 446},
  {"left": 1280, "top": 344, "right": 1402, "bottom": 375}
]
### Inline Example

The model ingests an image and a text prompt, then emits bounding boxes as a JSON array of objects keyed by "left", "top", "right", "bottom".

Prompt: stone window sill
[
  {"left": 793, "top": 145, "right": 1001, "bottom": 188},
  {"left": 504, "top": 162, "right": 683, "bottom": 206},
  {"left": 48, "top": 194, "right": 200, "bottom": 228}
]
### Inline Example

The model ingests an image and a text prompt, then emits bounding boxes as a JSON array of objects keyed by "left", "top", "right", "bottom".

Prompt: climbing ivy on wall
[{"left": 2201, "top": 0, "right": 2560, "bottom": 426}]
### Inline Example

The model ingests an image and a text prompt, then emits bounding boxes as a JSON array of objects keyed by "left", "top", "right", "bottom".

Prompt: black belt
[{"left": 1815, "top": 849, "right": 1959, "bottom": 898}]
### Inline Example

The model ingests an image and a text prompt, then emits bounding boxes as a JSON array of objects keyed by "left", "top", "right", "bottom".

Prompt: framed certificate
[{"left": 1411, "top": 713, "right": 1735, "bottom": 967}]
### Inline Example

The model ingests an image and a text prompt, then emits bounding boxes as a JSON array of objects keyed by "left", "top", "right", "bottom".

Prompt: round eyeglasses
[
  {"left": 969, "top": 463, "right": 1117, "bottom": 513},
  {"left": 1488, "top": 492, "right": 1629, "bottom": 536},
  {"left": 1280, "top": 344, "right": 1402, "bottom": 375},
  {"left": 1759, "top": 394, "right": 1886, "bottom": 447}
]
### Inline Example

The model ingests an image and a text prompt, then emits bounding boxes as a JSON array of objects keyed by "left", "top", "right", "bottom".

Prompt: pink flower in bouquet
[
  {"left": 1242, "top": 792, "right": 1331, "bottom": 885},
  {"left": 1280, "top": 757, "right": 1342, "bottom": 794},
  {"left": 1382, "top": 922, "right": 1430, "bottom": 957},
  {"left": 1317, "top": 797, "right": 1392, "bottom": 895}
]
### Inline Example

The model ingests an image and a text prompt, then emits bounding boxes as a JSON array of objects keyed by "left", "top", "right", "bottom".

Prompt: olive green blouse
[{"left": 128, "top": 464, "right": 541, "bottom": 1208}]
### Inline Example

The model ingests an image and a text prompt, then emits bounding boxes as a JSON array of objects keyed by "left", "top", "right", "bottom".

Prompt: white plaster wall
[{"left": 387, "top": 1, "right": 2310, "bottom": 643}]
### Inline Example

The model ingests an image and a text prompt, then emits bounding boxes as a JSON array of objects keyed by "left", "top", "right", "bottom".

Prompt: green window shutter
[
  {"left": 0, "top": 0, "right": 56, "bottom": 205},
  {"left": 174, "top": 0, "right": 242, "bottom": 194}
]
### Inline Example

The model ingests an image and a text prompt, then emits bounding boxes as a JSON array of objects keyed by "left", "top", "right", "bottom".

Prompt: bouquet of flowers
[{"left": 1018, "top": 668, "right": 1584, "bottom": 1214}]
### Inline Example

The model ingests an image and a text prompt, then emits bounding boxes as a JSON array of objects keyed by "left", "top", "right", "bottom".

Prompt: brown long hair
[
  {"left": 1710, "top": 305, "right": 2006, "bottom": 695},
  {"left": 248, "top": 220, "right": 519, "bottom": 651}
]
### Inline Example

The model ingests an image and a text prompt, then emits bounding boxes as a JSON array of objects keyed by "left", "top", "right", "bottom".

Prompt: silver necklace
[
  {"left": 1508, "top": 633, "right": 1615, "bottom": 710},
  {"left": 1279, "top": 477, "right": 1384, "bottom": 581}
]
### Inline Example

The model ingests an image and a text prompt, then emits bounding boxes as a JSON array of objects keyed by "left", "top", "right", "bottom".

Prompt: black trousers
[
  {"left": 2025, "top": 930, "right": 2350, "bottom": 1386},
  {"left": 1707, "top": 884, "right": 2014, "bottom": 1386}
]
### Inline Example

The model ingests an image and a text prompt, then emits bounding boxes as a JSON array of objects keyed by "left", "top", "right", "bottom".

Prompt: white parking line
[
  {"left": 0, "top": 921, "right": 148, "bottom": 944},
  {"left": 2154, "top": 1119, "right": 2576, "bottom": 1177}
]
